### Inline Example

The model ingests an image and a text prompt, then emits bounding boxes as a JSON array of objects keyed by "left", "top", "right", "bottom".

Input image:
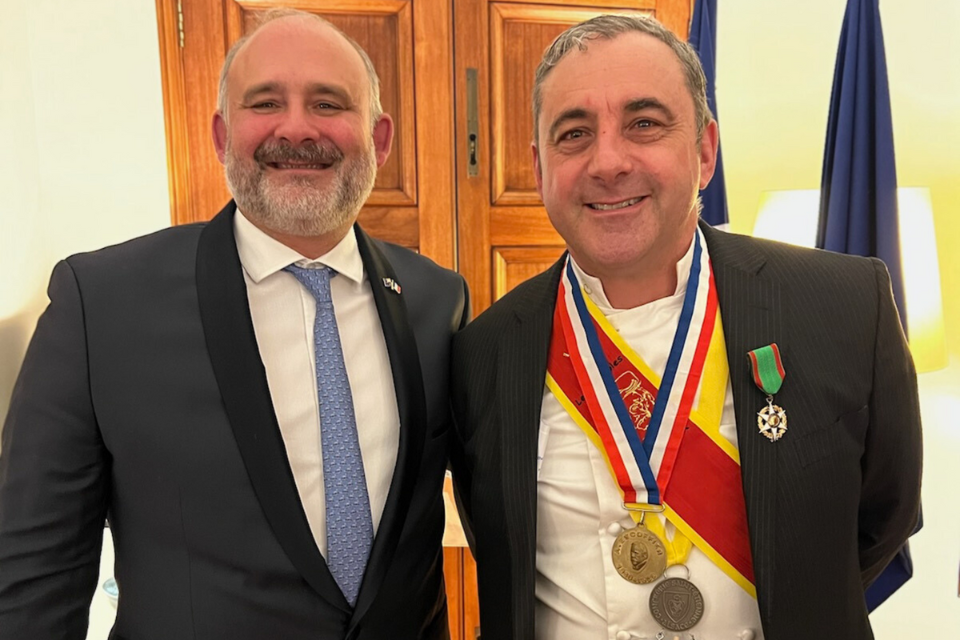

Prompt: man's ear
[
  {"left": 372, "top": 113, "right": 395, "bottom": 168},
  {"left": 212, "top": 112, "right": 228, "bottom": 164},
  {"left": 698, "top": 119, "right": 719, "bottom": 190},
  {"left": 531, "top": 142, "right": 544, "bottom": 198}
]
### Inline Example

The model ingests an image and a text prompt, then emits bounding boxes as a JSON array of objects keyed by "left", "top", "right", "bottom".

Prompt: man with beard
[{"left": 0, "top": 10, "right": 467, "bottom": 640}]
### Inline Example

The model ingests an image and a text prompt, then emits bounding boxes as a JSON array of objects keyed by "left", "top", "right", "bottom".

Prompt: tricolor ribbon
[
  {"left": 546, "top": 230, "right": 757, "bottom": 595},
  {"left": 554, "top": 230, "right": 715, "bottom": 507}
]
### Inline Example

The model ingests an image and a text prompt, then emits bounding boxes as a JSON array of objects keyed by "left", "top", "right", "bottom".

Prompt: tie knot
[{"left": 284, "top": 264, "right": 336, "bottom": 302}]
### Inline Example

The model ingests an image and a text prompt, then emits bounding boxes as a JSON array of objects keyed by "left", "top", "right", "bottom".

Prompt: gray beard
[{"left": 224, "top": 141, "right": 377, "bottom": 237}]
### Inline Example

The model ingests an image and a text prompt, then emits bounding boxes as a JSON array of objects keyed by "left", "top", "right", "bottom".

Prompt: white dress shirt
[
  {"left": 535, "top": 237, "right": 764, "bottom": 640},
  {"left": 234, "top": 211, "right": 400, "bottom": 558}
]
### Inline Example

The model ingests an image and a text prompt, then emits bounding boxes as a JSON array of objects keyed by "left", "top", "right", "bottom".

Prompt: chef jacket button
[
  {"left": 607, "top": 522, "right": 623, "bottom": 535},
  {"left": 615, "top": 631, "right": 631, "bottom": 640},
  {"left": 739, "top": 630, "right": 756, "bottom": 640}
]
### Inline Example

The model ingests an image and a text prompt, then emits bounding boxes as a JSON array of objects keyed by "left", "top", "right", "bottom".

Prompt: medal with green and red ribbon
[{"left": 747, "top": 344, "right": 787, "bottom": 441}]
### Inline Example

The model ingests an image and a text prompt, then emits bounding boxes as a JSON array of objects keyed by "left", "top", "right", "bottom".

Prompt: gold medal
[
  {"left": 611, "top": 524, "right": 667, "bottom": 584},
  {"left": 757, "top": 396, "right": 787, "bottom": 442}
]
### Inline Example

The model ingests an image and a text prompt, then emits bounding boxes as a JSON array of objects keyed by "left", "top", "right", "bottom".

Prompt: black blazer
[
  {"left": 450, "top": 222, "right": 921, "bottom": 640},
  {"left": 0, "top": 202, "right": 469, "bottom": 640}
]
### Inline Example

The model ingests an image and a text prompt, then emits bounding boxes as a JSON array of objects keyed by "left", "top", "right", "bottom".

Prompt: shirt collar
[
  {"left": 233, "top": 209, "right": 365, "bottom": 285},
  {"left": 570, "top": 232, "right": 697, "bottom": 312}
]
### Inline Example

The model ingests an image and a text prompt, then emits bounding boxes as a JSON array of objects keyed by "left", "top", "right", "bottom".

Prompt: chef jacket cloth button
[
  {"left": 607, "top": 522, "right": 623, "bottom": 535},
  {"left": 615, "top": 631, "right": 631, "bottom": 640}
]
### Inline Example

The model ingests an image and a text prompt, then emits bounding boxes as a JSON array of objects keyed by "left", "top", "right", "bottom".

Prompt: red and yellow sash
[{"left": 546, "top": 232, "right": 756, "bottom": 596}]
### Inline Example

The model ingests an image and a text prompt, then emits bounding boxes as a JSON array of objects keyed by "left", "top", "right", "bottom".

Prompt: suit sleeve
[
  {"left": 0, "top": 260, "right": 109, "bottom": 639},
  {"left": 446, "top": 270, "right": 473, "bottom": 547},
  {"left": 858, "top": 258, "right": 922, "bottom": 587},
  {"left": 448, "top": 322, "right": 484, "bottom": 556},
  {"left": 457, "top": 276, "right": 471, "bottom": 330}
]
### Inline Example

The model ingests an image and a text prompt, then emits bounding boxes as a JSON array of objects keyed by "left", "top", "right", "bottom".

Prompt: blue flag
[
  {"left": 688, "top": 0, "right": 728, "bottom": 227},
  {"left": 816, "top": 0, "right": 906, "bottom": 328},
  {"left": 816, "top": 0, "right": 916, "bottom": 611}
]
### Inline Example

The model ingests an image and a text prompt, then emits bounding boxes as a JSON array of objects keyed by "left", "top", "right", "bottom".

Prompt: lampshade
[{"left": 753, "top": 187, "right": 947, "bottom": 372}]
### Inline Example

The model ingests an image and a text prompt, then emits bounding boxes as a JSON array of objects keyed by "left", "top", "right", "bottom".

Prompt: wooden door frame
[{"left": 156, "top": 0, "right": 192, "bottom": 227}]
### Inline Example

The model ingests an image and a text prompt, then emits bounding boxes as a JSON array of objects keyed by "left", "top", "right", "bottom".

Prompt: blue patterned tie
[{"left": 284, "top": 264, "right": 373, "bottom": 607}]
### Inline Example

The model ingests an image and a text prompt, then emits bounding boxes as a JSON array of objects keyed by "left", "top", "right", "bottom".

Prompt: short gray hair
[
  {"left": 532, "top": 14, "right": 712, "bottom": 144},
  {"left": 217, "top": 8, "right": 383, "bottom": 126}
]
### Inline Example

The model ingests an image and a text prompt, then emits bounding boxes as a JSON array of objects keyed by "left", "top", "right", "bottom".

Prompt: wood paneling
[
  {"left": 156, "top": 0, "right": 228, "bottom": 226},
  {"left": 155, "top": 0, "right": 192, "bottom": 225},
  {"left": 411, "top": 0, "right": 456, "bottom": 267},
  {"left": 494, "top": 247, "right": 565, "bottom": 300},
  {"left": 489, "top": 207, "right": 563, "bottom": 246},
  {"left": 463, "top": 550, "right": 480, "bottom": 640},
  {"left": 443, "top": 547, "right": 463, "bottom": 639},
  {"left": 443, "top": 547, "right": 481, "bottom": 640}
]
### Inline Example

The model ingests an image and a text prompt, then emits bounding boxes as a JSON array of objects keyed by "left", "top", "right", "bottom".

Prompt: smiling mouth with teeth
[{"left": 588, "top": 196, "right": 644, "bottom": 211}]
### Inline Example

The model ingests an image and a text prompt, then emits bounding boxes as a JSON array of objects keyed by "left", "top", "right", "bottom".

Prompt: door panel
[{"left": 494, "top": 247, "right": 566, "bottom": 299}]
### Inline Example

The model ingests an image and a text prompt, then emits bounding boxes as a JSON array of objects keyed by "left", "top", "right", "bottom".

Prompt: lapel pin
[
  {"left": 382, "top": 277, "right": 402, "bottom": 295},
  {"left": 747, "top": 343, "right": 787, "bottom": 442}
]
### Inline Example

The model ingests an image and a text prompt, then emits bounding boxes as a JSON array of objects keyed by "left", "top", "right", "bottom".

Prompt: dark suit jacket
[
  {"left": 450, "top": 222, "right": 922, "bottom": 640},
  {"left": 0, "top": 202, "right": 469, "bottom": 640}
]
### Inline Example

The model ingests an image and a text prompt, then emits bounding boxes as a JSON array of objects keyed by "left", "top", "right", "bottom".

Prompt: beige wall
[
  {"left": 0, "top": 0, "right": 170, "bottom": 418},
  {"left": 0, "top": 0, "right": 956, "bottom": 637}
]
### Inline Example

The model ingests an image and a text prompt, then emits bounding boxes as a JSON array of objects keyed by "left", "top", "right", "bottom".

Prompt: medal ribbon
[
  {"left": 747, "top": 343, "right": 785, "bottom": 395},
  {"left": 546, "top": 230, "right": 756, "bottom": 595},
  {"left": 644, "top": 515, "right": 693, "bottom": 567},
  {"left": 552, "top": 230, "right": 714, "bottom": 505}
]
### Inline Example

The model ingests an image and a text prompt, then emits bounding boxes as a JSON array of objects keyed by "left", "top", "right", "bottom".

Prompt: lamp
[{"left": 753, "top": 187, "right": 947, "bottom": 372}]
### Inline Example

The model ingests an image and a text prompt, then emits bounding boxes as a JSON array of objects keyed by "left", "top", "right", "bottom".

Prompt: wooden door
[
  {"left": 453, "top": 0, "right": 692, "bottom": 312},
  {"left": 156, "top": 0, "right": 456, "bottom": 264}
]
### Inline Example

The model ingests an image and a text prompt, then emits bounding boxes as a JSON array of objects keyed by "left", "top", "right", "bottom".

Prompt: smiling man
[
  {"left": 0, "top": 9, "right": 467, "bottom": 640},
  {"left": 450, "top": 14, "right": 921, "bottom": 640}
]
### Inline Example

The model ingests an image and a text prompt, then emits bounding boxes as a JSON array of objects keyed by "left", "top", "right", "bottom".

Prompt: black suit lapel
[
  {"left": 196, "top": 202, "right": 350, "bottom": 613},
  {"left": 348, "top": 227, "right": 427, "bottom": 631},
  {"left": 702, "top": 222, "right": 780, "bottom": 628},
  {"left": 499, "top": 258, "right": 565, "bottom": 638}
]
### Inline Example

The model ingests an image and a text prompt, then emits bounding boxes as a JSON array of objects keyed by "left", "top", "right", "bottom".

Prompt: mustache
[{"left": 254, "top": 141, "right": 343, "bottom": 165}]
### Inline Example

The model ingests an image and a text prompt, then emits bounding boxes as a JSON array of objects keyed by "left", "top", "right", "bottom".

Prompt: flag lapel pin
[{"left": 382, "top": 277, "right": 402, "bottom": 295}]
